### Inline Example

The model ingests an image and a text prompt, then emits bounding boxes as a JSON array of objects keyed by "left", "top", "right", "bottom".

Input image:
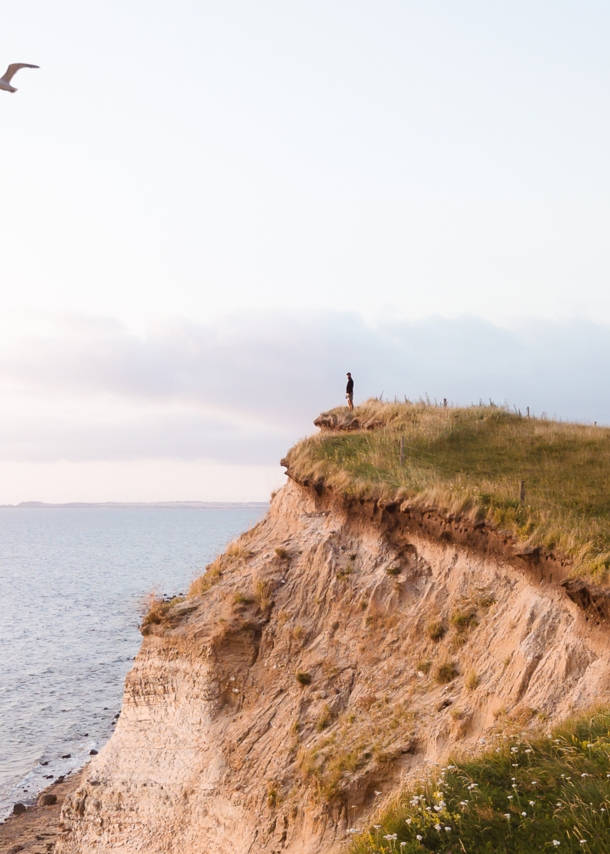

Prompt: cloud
[{"left": 0, "top": 310, "right": 608, "bottom": 463}]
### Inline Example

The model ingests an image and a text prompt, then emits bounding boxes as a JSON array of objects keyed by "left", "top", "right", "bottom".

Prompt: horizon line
[{"left": 0, "top": 500, "right": 270, "bottom": 509}]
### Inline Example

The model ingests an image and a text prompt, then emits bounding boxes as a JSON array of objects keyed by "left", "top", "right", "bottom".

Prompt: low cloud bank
[{"left": 0, "top": 311, "right": 608, "bottom": 463}]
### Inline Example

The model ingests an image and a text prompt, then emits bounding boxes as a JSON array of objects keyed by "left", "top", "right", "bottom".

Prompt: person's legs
[{"left": 347, "top": 394, "right": 354, "bottom": 411}]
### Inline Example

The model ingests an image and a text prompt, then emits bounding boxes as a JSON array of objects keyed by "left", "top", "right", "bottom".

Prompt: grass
[
  {"left": 349, "top": 709, "right": 610, "bottom": 853},
  {"left": 188, "top": 559, "right": 222, "bottom": 596},
  {"left": 297, "top": 701, "right": 415, "bottom": 804},
  {"left": 285, "top": 400, "right": 610, "bottom": 581},
  {"left": 450, "top": 609, "right": 478, "bottom": 632}
]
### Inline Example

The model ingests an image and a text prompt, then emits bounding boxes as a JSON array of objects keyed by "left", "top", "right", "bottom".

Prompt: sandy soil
[{"left": 0, "top": 772, "right": 84, "bottom": 854}]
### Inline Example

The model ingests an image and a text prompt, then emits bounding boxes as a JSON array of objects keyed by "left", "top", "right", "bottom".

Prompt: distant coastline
[{"left": 0, "top": 501, "right": 270, "bottom": 509}]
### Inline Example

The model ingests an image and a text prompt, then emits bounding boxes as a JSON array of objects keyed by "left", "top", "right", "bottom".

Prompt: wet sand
[{"left": 0, "top": 772, "right": 84, "bottom": 854}]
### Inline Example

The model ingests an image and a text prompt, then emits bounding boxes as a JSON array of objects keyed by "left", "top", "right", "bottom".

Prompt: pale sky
[{"left": 3, "top": 1, "right": 610, "bottom": 502}]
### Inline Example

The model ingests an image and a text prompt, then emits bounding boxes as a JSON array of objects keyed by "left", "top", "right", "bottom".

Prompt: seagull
[{"left": 0, "top": 63, "right": 39, "bottom": 93}]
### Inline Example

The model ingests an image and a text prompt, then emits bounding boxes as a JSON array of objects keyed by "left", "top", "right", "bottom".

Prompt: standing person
[{"left": 346, "top": 372, "right": 354, "bottom": 411}]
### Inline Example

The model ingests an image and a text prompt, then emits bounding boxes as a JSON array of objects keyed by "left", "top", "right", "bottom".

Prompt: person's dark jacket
[{"left": 346, "top": 377, "right": 354, "bottom": 395}]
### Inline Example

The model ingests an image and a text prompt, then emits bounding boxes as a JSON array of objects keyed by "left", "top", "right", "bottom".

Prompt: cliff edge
[{"left": 56, "top": 403, "right": 610, "bottom": 853}]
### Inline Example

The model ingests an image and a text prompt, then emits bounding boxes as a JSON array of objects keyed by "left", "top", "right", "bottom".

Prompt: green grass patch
[
  {"left": 286, "top": 400, "right": 610, "bottom": 581},
  {"left": 349, "top": 709, "right": 610, "bottom": 853}
]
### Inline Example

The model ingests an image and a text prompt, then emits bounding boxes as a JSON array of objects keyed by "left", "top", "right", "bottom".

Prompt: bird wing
[{"left": 1, "top": 63, "right": 39, "bottom": 83}]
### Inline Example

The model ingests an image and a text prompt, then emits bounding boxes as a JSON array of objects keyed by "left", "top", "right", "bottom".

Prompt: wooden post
[
  {"left": 526, "top": 406, "right": 530, "bottom": 418},
  {"left": 400, "top": 435, "right": 405, "bottom": 465},
  {"left": 519, "top": 480, "right": 525, "bottom": 504}
]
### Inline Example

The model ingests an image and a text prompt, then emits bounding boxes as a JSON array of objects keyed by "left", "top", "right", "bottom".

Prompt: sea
[{"left": 0, "top": 505, "right": 267, "bottom": 821}]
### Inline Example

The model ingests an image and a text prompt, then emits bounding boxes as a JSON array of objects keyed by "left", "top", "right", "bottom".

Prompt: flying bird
[{"left": 0, "top": 63, "right": 39, "bottom": 93}]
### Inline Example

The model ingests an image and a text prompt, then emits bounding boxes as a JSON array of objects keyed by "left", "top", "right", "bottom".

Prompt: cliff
[{"left": 55, "top": 402, "right": 610, "bottom": 852}]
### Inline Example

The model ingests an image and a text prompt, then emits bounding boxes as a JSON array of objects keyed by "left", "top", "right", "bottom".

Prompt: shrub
[
  {"left": 435, "top": 660, "right": 458, "bottom": 684},
  {"left": 275, "top": 547, "right": 290, "bottom": 560},
  {"left": 416, "top": 659, "right": 432, "bottom": 675},
  {"left": 296, "top": 671, "right": 312, "bottom": 685},
  {"left": 233, "top": 591, "right": 254, "bottom": 606}
]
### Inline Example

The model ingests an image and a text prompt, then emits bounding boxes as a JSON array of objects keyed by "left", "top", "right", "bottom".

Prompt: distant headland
[{"left": 0, "top": 501, "right": 269, "bottom": 509}]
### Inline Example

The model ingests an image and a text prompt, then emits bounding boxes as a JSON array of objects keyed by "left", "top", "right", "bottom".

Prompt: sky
[{"left": 2, "top": 1, "right": 610, "bottom": 502}]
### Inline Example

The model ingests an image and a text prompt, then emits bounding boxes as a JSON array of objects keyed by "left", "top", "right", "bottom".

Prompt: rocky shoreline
[{"left": 0, "top": 771, "right": 85, "bottom": 854}]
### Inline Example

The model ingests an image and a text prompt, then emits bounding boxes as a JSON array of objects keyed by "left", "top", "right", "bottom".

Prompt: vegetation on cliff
[
  {"left": 350, "top": 709, "right": 610, "bottom": 854},
  {"left": 285, "top": 400, "right": 610, "bottom": 580}
]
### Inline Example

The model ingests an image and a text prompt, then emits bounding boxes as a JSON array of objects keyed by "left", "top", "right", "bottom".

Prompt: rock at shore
[
  {"left": 11, "top": 804, "right": 25, "bottom": 816},
  {"left": 37, "top": 794, "right": 57, "bottom": 806}
]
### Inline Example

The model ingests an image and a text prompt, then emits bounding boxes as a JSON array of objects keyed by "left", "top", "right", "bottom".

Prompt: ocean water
[{"left": 0, "top": 506, "right": 266, "bottom": 820}]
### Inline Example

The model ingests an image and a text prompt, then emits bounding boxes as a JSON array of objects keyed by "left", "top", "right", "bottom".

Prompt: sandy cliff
[{"left": 56, "top": 478, "right": 610, "bottom": 853}]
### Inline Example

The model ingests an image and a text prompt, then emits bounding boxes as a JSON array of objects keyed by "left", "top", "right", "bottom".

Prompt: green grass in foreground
[
  {"left": 349, "top": 711, "right": 610, "bottom": 853},
  {"left": 286, "top": 401, "right": 610, "bottom": 580}
]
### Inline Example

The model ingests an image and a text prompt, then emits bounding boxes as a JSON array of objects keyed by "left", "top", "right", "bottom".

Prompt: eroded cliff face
[{"left": 57, "top": 481, "right": 610, "bottom": 854}]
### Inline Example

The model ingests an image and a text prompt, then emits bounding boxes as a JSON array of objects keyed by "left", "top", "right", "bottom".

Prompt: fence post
[
  {"left": 519, "top": 480, "right": 525, "bottom": 504},
  {"left": 400, "top": 435, "right": 405, "bottom": 465},
  {"left": 526, "top": 406, "right": 530, "bottom": 418}
]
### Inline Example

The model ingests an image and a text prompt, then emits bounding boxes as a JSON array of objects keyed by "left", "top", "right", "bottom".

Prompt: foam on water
[{"left": 0, "top": 506, "right": 265, "bottom": 820}]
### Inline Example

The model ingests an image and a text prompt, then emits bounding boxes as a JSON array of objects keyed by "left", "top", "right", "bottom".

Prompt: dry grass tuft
[
  {"left": 435, "top": 660, "right": 458, "bottom": 684},
  {"left": 254, "top": 579, "right": 272, "bottom": 611},
  {"left": 426, "top": 619, "right": 445, "bottom": 641},
  {"left": 188, "top": 559, "right": 222, "bottom": 597},
  {"left": 385, "top": 564, "right": 402, "bottom": 576},
  {"left": 465, "top": 669, "right": 480, "bottom": 691},
  {"left": 225, "top": 542, "right": 252, "bottom": 561}
]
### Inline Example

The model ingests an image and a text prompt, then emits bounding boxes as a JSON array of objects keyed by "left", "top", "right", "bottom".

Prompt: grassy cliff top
[{"left": 285, "top": 400, "right": 610, "bottom": 581}]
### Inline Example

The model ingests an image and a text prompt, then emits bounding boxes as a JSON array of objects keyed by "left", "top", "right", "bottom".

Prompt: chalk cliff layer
[{"left": 57, "top": 480, "right": 610, "bottom": 853}]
